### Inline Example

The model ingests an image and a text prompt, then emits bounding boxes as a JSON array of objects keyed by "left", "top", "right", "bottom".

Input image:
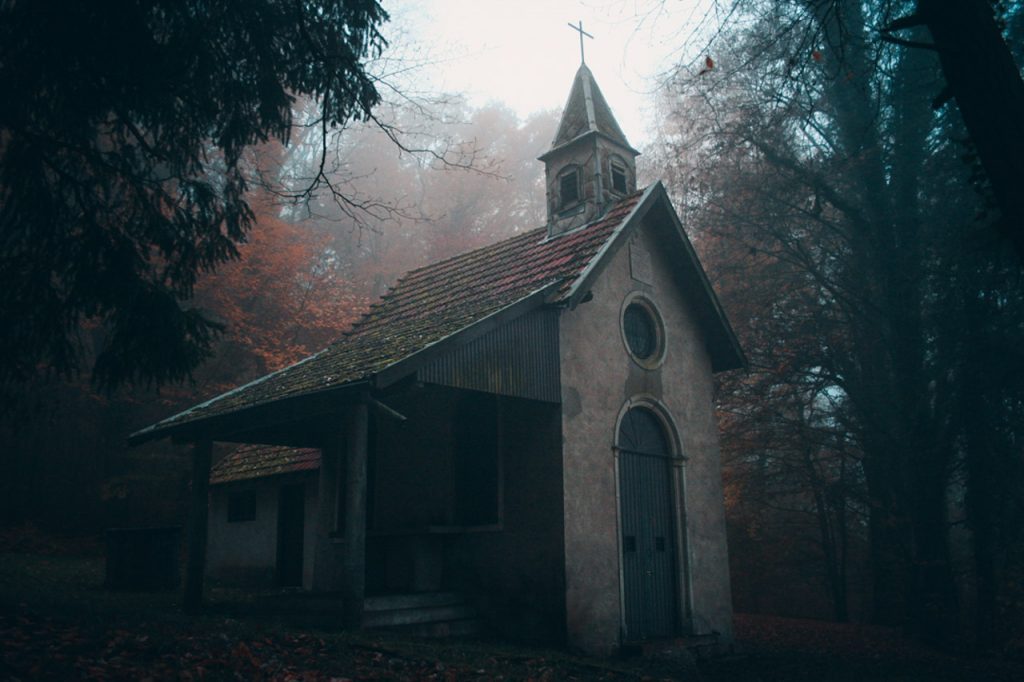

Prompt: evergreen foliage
[{"left": 0, "top": 0, "right": 387, "bottom": 389}]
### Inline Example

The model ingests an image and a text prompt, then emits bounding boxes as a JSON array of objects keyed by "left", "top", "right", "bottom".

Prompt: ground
[{"left": 1, "top": 544, "right": 1022, "bottom": 681}]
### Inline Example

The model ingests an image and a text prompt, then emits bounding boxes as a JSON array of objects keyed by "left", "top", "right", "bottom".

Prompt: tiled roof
[
  {"left": 137, "top": 189, "right": 646, "bottom": 437},
  {"left": 209, "top": 444, "right": 320, "bottom": 485}
]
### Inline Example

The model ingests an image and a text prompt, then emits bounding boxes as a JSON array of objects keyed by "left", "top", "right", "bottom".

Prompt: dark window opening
[
  {"left": 559, "top": 168, "right": 581, "bottom": 209},
  {"left": 227, "top": 490, "right": 257, "bottom": 522},
  {"left": 611, "top": 162, "right": 628, "bottom": 194},
  {"left": 454, "top": 392, "right": 500, "bottom": 526},
  {"left": 624, "top": 303, "right": 657, "bottom": 360}
]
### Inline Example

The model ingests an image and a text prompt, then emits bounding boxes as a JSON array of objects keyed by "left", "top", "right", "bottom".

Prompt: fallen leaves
[
  {"left": 6, "top": 607, "right": 1024, "bottom": 682},
  {"left": 2, "top": 612, "right": 354, "bottom": 681},
  {"left": 1, "top": 609, "right": 640, "bottom": 681}
]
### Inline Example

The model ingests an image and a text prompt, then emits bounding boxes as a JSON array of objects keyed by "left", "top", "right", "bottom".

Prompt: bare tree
[{"left": 652, "top": 0, "right": 1024, "bottom": 645}]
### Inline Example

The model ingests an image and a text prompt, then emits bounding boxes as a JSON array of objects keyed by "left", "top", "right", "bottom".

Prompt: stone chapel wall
[{"left": 559, "top": 217, "right": 733, "bottom": 652}]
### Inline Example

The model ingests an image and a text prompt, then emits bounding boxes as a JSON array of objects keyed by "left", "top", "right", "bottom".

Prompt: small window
[
  {"left": 227, "top": 490, "right": 257, "bottom": 522},
  {"left": 611, "top": 161, "right": 628, "bottom": 194},
  {"left": 624, "top": 303, "right": 657, "bottom": 359},
  {"left": 621, "top": 297, "right": 666, "bottom": 368},
  {"left": 559, "top": 167, "right": 581, "bottom": 209}
]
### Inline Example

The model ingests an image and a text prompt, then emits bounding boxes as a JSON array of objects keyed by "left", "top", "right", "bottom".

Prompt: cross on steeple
[{"left": 567, "top": 20, "right": 594, "bottom": 65}]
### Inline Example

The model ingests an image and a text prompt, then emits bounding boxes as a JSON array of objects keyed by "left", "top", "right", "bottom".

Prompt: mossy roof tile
[
  {"left": 141, "top": 190, "right": 644, "bottom": 436},
  {"left": 210, "top": 444, "right": 320, "bottom": 485}
]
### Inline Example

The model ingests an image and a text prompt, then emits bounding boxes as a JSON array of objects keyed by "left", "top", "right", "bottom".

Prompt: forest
[
  {"left": 2, "top": 0, "right": 1023, "bottom": 665},
  {"left": 646, "top": 0, "right": 1024, "bottom": 650}
]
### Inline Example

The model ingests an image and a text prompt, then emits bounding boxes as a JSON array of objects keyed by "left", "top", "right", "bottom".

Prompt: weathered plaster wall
[
  {"left": 560, "top": 217, "right": 733, "bottom": 652},
  {"left": 207, "top": 474, "right": 318, "bottom": 590}
]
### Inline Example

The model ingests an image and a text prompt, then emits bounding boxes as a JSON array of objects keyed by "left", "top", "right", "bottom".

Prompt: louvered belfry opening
[{"left": 539, "top": 64, "right": 640, "bottom": 237}]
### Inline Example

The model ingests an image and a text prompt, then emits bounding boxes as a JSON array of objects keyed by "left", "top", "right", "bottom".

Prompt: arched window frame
[{"left": 613, "top": 397, "right": 684, "bottom": 461}]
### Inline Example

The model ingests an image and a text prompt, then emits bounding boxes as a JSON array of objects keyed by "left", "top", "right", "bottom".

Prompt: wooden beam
[
  {"left": 312, "top": 429, "right": 341, "bottom": 592},
  {"left": 341, "top": 399, "right": 369, "bottom": 628},
  {"left": 183, "top": 439, "right": 212, "bottom": 613}
]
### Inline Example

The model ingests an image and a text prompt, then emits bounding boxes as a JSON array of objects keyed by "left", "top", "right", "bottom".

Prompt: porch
[{"left": 196, "top": 383, "right": 566, "bottom": 641}]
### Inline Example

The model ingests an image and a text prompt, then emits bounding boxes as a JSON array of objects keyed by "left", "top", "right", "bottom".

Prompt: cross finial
[{"left": 567, "top": 20, "right": 594, "bottom": 65}]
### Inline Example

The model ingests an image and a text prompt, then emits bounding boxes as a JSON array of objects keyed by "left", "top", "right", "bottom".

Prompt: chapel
[{"left": 132, "top": 60, "right": 743, "bottom": 653}]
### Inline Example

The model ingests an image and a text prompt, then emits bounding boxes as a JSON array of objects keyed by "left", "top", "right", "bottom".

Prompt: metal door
[{"left": 619, "top": 407, "right": 677, "bottom": 641}]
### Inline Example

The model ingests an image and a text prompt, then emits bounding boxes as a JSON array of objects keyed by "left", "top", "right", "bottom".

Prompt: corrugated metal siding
[{"left": 417, "top": 309, "right": 561, "bottom": 403}]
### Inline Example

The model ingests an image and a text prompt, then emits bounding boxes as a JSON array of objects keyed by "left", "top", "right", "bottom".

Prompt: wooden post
[
  {"left": 312, "top": 432, "right": 341, "bottom": 592},
  {"left": 183, "top": 439, "right": 212, "bottom": 613},
  {"left": 341, "top": 399, "right": 369, "bottom": 628}
]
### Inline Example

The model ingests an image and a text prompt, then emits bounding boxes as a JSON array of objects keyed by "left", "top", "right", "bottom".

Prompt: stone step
[
  {"left": 256, "top": 591, "right": 344, "bottom": 613},
  {"left": 389, "top": 618, "right": 480, "bottom": 639},
  {"left": 362, "top": 602, "right": 477, "bottom": 628},
  {"left": 363, "top": 591, "right": 464, "bottom": 612}
]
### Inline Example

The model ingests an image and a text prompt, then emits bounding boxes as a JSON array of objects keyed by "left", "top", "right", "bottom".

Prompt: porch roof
[{"left": 209, "top": 444, "right": 320, "bottom": 485}]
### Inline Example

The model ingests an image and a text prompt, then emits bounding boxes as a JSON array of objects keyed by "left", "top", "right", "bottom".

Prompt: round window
[{"left": 623, "top": 302, "right": 657, "bottom": 360}]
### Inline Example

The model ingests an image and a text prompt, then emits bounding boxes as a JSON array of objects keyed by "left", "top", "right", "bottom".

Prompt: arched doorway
[{"left": 617, "top": 405, "right": 679, "bottom": 641}]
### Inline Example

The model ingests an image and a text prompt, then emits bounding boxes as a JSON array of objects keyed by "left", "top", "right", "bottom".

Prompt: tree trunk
[
  {"left": 906, "top": 450, "right": 958, "bottom": 644},
  {"left": 961, "top": 288, "right": 998, "bottom": 647},
  {"left": 863, "top": 450, "right": 909, "bottom": 626},
  {"left": 813, "top": 483, "right": 849, "bottom": 623},
  {"left": 918, "top": 0, "right": 1024, "bottom": 257},
  {"left": 811, "top": 0, "right": 960, "bottom": 640}
]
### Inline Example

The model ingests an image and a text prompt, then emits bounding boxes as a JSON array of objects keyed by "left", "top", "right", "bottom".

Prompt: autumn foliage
[{"left": 0, "top": 102, "right": 556, "bottom": 536}]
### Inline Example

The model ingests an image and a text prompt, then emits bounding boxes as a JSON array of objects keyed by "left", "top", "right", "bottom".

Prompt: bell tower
[{"left": 539, "top": 61, "right": 640, "bottom": 238}]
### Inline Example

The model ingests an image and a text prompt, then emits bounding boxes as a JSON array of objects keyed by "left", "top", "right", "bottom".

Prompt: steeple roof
[{"left": 544, "top": 64, "right": 638, "bottom": 158}]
